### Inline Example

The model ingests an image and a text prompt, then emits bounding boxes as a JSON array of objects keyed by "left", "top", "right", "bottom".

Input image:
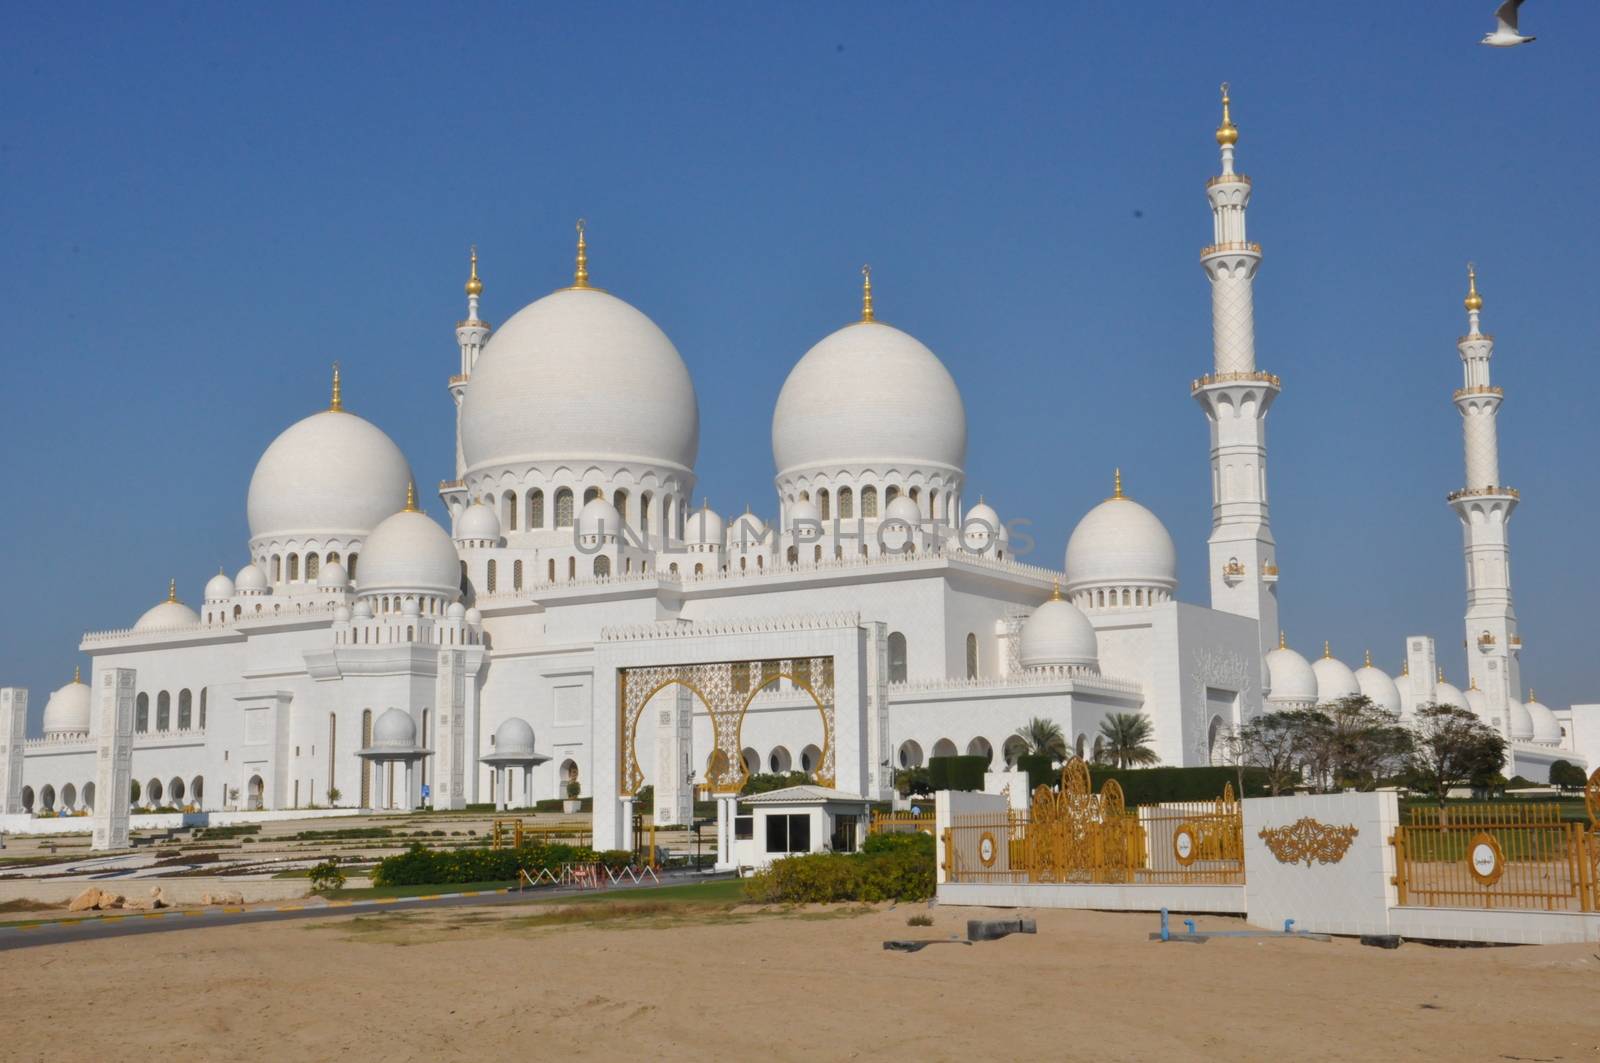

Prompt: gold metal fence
[
  {"left": 1392, "top": 801, "right": 1600, "bottom": 912},
  {"left": 869, "top": 810, "right": 938, "bottom": 836},
  {"left": 942, "top": 759, "right": 1244, "bottom": 886}
]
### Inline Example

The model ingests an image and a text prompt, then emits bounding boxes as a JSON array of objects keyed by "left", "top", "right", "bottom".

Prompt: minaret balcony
[
  {"left": 1509, "top": 634, "right": 1523, "bottom": 651},
  {"left": 439, "top": 478, "right": 465, "bottom": 491},
  {"left": 1221, "top": 560, "right": 1246, "bottom": 586},
  {"left": 1261, "top": 561, "right": 1279, "bottom": 584},
  {"left": 1446, "top": 485, "right": 1519, "bottom": 502},
  {"left": 1192, "top": 370, "right": 1282, "bottom": 393},
  {"left": 449, "top": 373, "right": 470, "bottom": 386},
  {"left": 1199, "top": 240, "right": 1262, "bottom": 258},
  {"left": 1205, "top": 173, "right": 1251, "bottom": 188},
  {"left": 1453, "top": 385, "right": 1502, "bottom": 400},
  {"left": 1476, "top": 632, "right": 1497, "bottom": 651}
]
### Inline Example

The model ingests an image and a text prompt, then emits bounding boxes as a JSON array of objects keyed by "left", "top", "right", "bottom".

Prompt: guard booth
[{"left": 733, "top": 785, "right": 871, "bottom": 870}]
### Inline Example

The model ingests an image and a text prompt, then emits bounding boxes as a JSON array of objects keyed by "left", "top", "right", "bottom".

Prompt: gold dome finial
[
  {"left": 1278, "top": 630, "right": 1287, "bottom": 650},
  {"left": 73, "top": 665, "right": 82, "bottom": 684},
  {"left": 1464, "top": 261, "right": 1483, "bottom": 312},
  {"left": 167, "top": 578, "right": 177, "bottom": 603},
  {"left": 1323, "top": 640, "right": 1331, "bottom": 659},
  {"left": 1401, "top": 658, "right": 1409, "bottom": 676},
  {"left": 1050, "top": 580, "right": 1063, "bottom": 601},
  {"left": 1364, "top": 648, "right": 1372, "bottom": 667},
  {"left": 1216, "top": 81, "right": 1239, "bottom": 146},
  {"left": 465, "top": 245, "right": 483, "bottom": 297},
  {"left": 329, "top": 362, "right": 343, "bottom": 412},
  {"left": 860, "top": 264, "right": 875, "bottom": 322},
  {"left": 1110, "top": 468, "right": 1125, "bottom": 500},
  {"left": 1470, "top": 676, "right": 1479, "bottom": 690},
  {"left": 1437, "top": 665, "right": 1445, "bottom": 682},
  {"left": 404, "top": 481, "right": 418, "bottom": 513},
  {"left": 572, "top": 219, "right": 590, "bottom": 288},
  {"left": 1528, "top": 687, "right": 1535, "bottom": 703}
]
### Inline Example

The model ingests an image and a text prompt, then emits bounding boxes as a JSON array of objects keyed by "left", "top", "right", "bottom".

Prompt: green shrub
[
  {"left": 370, "top": 842, "right": 607, "bottom": 887},
  {"left": 907, "top": 913, "right": 933, "bottom": 927},
  {"left": 1085, "top": 766, "right": 1270, "bottom": 803},
  {"left": 893, "top": 767, "right": 932, "bottom": 797},
  {"left": 308, "top": 858, "right": 346, "bottom": 893},
  {"left": 1016, "top": 753, "right": 1056, "bottom": 794},
  {"left": 740, "top": 771, "right": 812, "bottom": 796},
  {"left": 928, "top": 755, "right": 987, "bottom": 792},
  {"left": 744, "top": 831, "right": 935, "bottom": 903}
]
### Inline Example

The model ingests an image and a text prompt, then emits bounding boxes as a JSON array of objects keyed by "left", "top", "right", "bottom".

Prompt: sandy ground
[{"left": 4, "top": 900, "right": 1598, "bottom": 1062}]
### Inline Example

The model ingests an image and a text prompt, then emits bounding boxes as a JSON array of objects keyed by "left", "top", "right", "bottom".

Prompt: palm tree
[
  {"left": 1097, "top": 713, "right": 1159, "bottom": 769},
  {"left": 1014, "top": 717, "right": 1068, "bottom": 759}
]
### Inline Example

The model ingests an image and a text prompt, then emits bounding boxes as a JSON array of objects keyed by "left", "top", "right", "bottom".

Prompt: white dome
[
  {"left": 447, "top": 601, "right": 466, "bottom": 620},
  {"left": 454, "top": 502, "right": 502, "bottom": 544},
  {"left": 246, "top": 409, "right": 413, "bottom": 545},
  {"left": 1508, "top": 698, "right": 1535, "bottom": 741},
  {"left": 41, "top": 674, "right": 91, "bottom": 735},
  {"left": 962, "top": 500, "right": 1002, "bottom": 552},
  {"left": 1064, "top": 493, "right": 1178, "bottom": 594},
  {"left": 577, "top": 497, "right": 622, "bottom": 540},
  {"left": 493, "top": 717, "right": 537, "bottom": 757},
  {"left": 133, "top": 586, "right": 200, "bottom": 633},
  {"left": 772, "top": 320, "right": 966, "bottom": 477},
  {"left": 370, "top": 707, "right": 417, "bottom": 750},
  {"left": 235, "top": 563, "right": 268, "bottom": 593},
  {"left": 1311, "top": 649, "right": 1360, "bottom": 703},
  {"left": 728, "top": 511, "right": 768, "bottom": 548},
  {"left": 686, "top": 503, "right": 724, "bottom": 545},
  {"left": 1017, "top": 592, "right": 1099, "bottom": 670},
  {"left": 1354, "top": 660, "right": 1402, "bottom": 715},
  {"left": 1265, "top": 643, "right": 1318, "bottom": 706},
  {"left": 1434, "top": 681, "right": 1469, "bottom": 713},
  {"left": 464, "top": 607, "right": 482, "bottom": 626},
  {"left": 787, "top": 497, "right": 821, "bottom": 526},
  {"left": 402, "top": 598, "right": 421, "bottom": 617},
  {"left": 459, "top": 287, "right": 699, "bottom": 474},
  {"left": 352, "top": 599, "right": 373, "bottom": 620},
  {"left": 357, "top": 508, "right": 460, "bottom": 599},
  {"left": 204, "top": 570, "right": 235, "bottom": 601},
  {"left": 317, "top": 560, "right": 348, "bottom": 588},
  {"left": 884, "top": 495, "right": 922, "bottom": 525},
  {"left": 1526, "top": 697, "right": 1561, "bottom": 744},
  {"left": 333, "top": 605, "right": 352, "bottom": 623},
  {"left": 1463, "top": 684, "right": 1489, "bottom": 722}
]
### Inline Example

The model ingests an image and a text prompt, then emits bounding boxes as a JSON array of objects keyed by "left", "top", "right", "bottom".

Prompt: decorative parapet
[
  {"left": 81, "top": 601, "right": 341, "bottom": 646},
  {"left": 1446, "top": 485, "right": 1519, "bottom": 502},
  {"left": 439, "top": 478, "right": 466, "bottom": 491},
  {"left": 1205, "top": 172, "right": 1251, "bottom": 187},
  {"left": 1457, "top": 333, "right": 1495, "bottom": 345},
  {"left": 1453, "top": 385, "right": 1503, "bottom": 399},
  {"left": 1199, "top": 240, "right": 1262, "bottom": 257},
  {"left": 448, "top": 373, "right": 470, "bottom": 386},
  {"left": 600, "top": 611, "right": 862, "bottom": 643},
  {"left": 1192, "top": 370, "right": 1282, "bottom": 392},
  {"left": 888, "top": 669, "right": 1144, "bottom": 698},
  {"left": 1257, "top": 818, "right": 1359, "bottom": 866},
  {"left": 24, "top": 732, "right": 92, "bottom": 748}
]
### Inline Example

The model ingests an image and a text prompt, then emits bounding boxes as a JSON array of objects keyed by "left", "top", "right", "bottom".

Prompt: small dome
[
  {"left": 728, "top": 510, "right": 768, "bottom": 548},
  {"left": 235, "top": 563, "right": 268, "bottom": 593},
  {"left": 333, "top": 605, "right": 352, "bottom": 623},
  {"left": 464, "top": 607, "right": 483, "bottom": 626},
  {"left": 1464, "top": 684, "right": 1489, "bottom": 722},
  {"left": 246, "top": 408, "right": 413, "bottom": 545},
  {"left": 455, "top": 501, "right": 502, "bottom": 544},
  {"left": 370, "top": 707, "right": 417, "bottom": 750},
  {"left": 1311, "top": 648, "right": 1360, "bottom": 703},
  {"left": 884, "top": 495, "right": 922, "bottom": 525},
  {"left": 133, "top": 585, "right": 200, "bottom": 633},
  {"left": 352, "top": 599, "right": 374, "bottom": 620},
  {"left": 1018, "top": 590, "right": 1099, "bottom": 670},
  {"left": 358, "top": 507, "right": 461, "bottom": 599},
  {"left": 41, "top": 673, "right": 91, "bottom": 735},
  {"left": 686, "top": 503, "right": 724, "bottom": 545},
  {"left": 1354, "top": 658, "right": 1402, "bottom": 715},
  {"left": 962, "top": 500, "right": 1002, "bottom": 552},
  {"left": 493, "top": 717, "right": 537, "bottom": 757},
  {"left": 402, "top": 598, "right": 421, "bottom": 617},
  {"left": 1265, "top": 642, "right": 1318, "bottom": 706},
  {"left": 577, "top": 497, "right": 622, "bottom": 540},
  {"left": 1064, "top": 487, "right": 1178, "bottom": 595},
  {"left": 204, "top": 570, "right": 235, "bottom": 601},
  {"left": 1526, "top": 696, "right": 1561, "bottom": 744},
  {"left": 787, "top": 497, "right": 821, "bottom": 527},
  {"left": 1508, "top": 698, "right": 1535, "bottom": 741},
  {"left": 459, "top": 287, "right": 699, "bottom": 475},
  {"left": 1434, "top": 681, "right": 1469, "bottom": 713},
  {"left": 773, "top": 319, "right": 966, "bottom": 479},
  {"left": 318, "top": 560, "right": 348, "bottom": 588},
  {"left": 447, "top": 601, "right": 466, "bottom": 620}
]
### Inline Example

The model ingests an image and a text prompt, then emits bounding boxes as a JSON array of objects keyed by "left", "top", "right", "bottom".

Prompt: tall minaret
[
  {"left": 1450, "top": 264, "right": 1521, "bottom": 734},
  {"left": 446, "top": 247, "right": 490, "bottom": 507},
  {"left": 1193, "top": 82, "right": 1279, "bottom": 659}
]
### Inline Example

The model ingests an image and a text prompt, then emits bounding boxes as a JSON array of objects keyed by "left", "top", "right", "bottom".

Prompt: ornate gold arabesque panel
[
  {"left": 1257, "top": 817, "right": 1360, "bottom": 867},
  {"left": 617, "top": 657, "right": 835, "bottom": 796}
]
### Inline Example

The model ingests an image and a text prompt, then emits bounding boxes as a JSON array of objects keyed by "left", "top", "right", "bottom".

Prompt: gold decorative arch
[{"left": 617, "top": 657, "right": 836, "bottom": 796}]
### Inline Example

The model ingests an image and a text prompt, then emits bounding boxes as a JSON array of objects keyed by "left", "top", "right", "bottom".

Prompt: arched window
[
  {"left": 178, "top": 689, "right": 192, "bottom": 730},
  {"left": 486, "top": 560, "right": 497, "bottom": 593},
  {"left": 612, "top": 489, "right": 628, "bottom": 523},
  {"left": 928, "top": 488, "right": 939, "bottom": 520},
  {"left": 909, "top": 486, "right": 920, "bottom": 503},
  {"left": 584, "top": 486, "right": 602, "bottom": 504},
  {"left": 756, "top": 556, "right": 764, "bottom": 569},
  {"left": 887, "top": 631, "right": 908, "bottom": 683},
  {"left": 664, "top": 497, "right": 676, "bottom": 538},
  {"left": 528, "top": 489, "right": 544, "bottom": 529},
  {"left": 965, "top": 633, "right": 978, "bottom": 679},
  {"left": 199, "top": 688, "right": 207, "bottom": 729},
  {"left": 814, "top": 545, "right": 822, "bottom": 562},
  {"left": 839, "top": 487, "right": 853, "bottom": 519},
  {"left": 513, "top": 559, "right": 523, "bottom": 590},
  {"left": 347, "top": 553, "right": 358, "bottom": 580},
  {"left": 547, "top": 558, "right": 556, "bottom": 582},
  {"left": 326, "top": 550, "right": 340, "bottom": 565},
  {"left": 306, "top": 553, "right": 320, "bottom": 581},
  {"left": 739, "top": 556, "right": 747, "bottom": 572},
  {"left": 555, "top": 488, "right": 575, "bottom": 527},
  {"left": 640, "top": 492, "right": 653, "bottom": 536},
  {"left": 694, "top": 563, "right": 704, "bottom": 576},
  {"left": 567, "top": 557, "right": 576, "bottom": 579},
  {"left": 287, "top": 554, "right": 300, "bottom": 582},
  {"left": 594, "top": 555, "right": 611, "bottom": 577},
  {"left": 786, "top": 546, "right": 798, "bottom": 565},
  {"left": 862, "top": 485, "right": 878, "bottom": 518},
  {"left": 669, "top": 562, "right": 679, "bottom": 575},
  {"left": 271, "top": 555, "right": 282, "bottom": 582},
  {"left": 818, "top": 488, "right": 830, "bottom": 520},
  {"left": 501, "top": 490, "right": 517, "bottom": 531},
  {"left": 135, "top": 693, "right": 149, "bottom": 733},
  {"left": 156, "top": 691, "right": 171, "bottom": 731},
  {"left": 885, "top": 485, "right": 900, "bottom": 504}
]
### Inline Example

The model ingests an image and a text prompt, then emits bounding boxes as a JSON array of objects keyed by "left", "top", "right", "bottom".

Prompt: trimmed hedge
[
  {"left": 1016, "top": 753, "right": 1056, "bottom": 795},
  {"left": 371, "top": 843, "right": 634, "bottom": 886},
  {"left": 743, "top": 831, "right": 935, "bottom": 903},
  {"left": 928, "top": 755, "right": 987, "bottom": 792},
  {"left": 1086, "top": 765, "right": 1269, "bottom": 803}
]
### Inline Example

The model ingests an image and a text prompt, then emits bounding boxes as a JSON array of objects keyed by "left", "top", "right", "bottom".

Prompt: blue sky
[{"left": 2, "top": 2, "right": 1596, "bottom": 726}]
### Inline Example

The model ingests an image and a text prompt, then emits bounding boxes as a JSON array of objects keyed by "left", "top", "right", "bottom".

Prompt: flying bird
[{"left": 1481, "top": 0, "right": 1535, "bottom": 46}]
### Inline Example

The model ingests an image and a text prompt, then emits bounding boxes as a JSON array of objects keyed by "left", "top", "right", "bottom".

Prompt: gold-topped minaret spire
[
  {"left": 1110, "top": 468, "right": 1125, "bottom": 501},
  {"left": 404, "top": 481, "right": 418, "bottom": 513},
  {"left": 465, "top": 245, "right": 483, "bottom": 297},
  {"left": 1464, "top": 262, "right": 1483, "bottom": 312},
  {"left": 1216, "top": 81, "right": 1239, "bottom": 147},
  {"left": 860, "top": 264, "right": 875, "bottom": 322},
  {"left": 329, "top": 362, "right": 343, "bottom": 412},
  {"left": 573, "top": 219, "right": 590, "bottom": 288}
]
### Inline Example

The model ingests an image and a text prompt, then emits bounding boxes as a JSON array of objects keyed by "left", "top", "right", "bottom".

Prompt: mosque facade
[{"left": 2, "top": 90, "right": 1590, "bottom": 833}]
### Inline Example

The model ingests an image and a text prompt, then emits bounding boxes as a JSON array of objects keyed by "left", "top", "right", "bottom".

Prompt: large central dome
[
  {"left": 460, "top": 287, "right": 699, "bottom": 475},
  {"left": 772, "top": 318, "right": 967, "bottom": 477}
]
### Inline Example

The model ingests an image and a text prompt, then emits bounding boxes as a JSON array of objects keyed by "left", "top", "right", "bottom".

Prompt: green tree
[
  {"left": 1301, "top": 695, "right": 1411, "bottom": 791},
  {"left": 1405, "top": 703, "right": 1507, "bottom": 803},
  {"left": 1547, "top": 760, "right": 1587, "bottom": 793},
  {"left": 1222, "top": 711, "right": 1317, "bottom": 795},
  {"left": 1096, "top": 712, "right": 1160, "bottom": 769},
  {"left": 1013, "top": 716, "right": 1067, "bottom": 759}
]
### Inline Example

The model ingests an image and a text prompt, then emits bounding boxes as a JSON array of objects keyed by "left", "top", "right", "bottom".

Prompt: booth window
[
  {"left": 765, "top": 813, "right": 811, "bottom": 854},
  {"left": 830, "top": 814, "right": 860, "bottom": 854}
]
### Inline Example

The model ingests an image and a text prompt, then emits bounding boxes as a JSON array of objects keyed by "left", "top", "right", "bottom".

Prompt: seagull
[{"left": 1481, "top": 0, "right": 1535, "bottom": 46}]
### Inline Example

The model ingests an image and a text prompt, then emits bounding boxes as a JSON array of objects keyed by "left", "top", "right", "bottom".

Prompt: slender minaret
[
  {"left": 1451, "top": 264, "right": 1521, "bottom": 735},
  {"left": 449, "top": 247, "right": 490, "bottom": 489},
  {"left": 1193, "top": 82, "right": 1279, "bottom": 658}
]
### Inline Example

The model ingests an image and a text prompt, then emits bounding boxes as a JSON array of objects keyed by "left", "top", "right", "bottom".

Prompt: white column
[
  {"left": 92, "top": 670, "right": 135, "bottom": 851},
  {"left": 0, "top": 688, "right": 26, "bottom": 815},
  {"left": 522, "top": 766, "right": 533, "bottom": 810},
  {"left": 714, "top": 795, "right": 734, "bottom": 870},
  {"left": 404, "top": 761, "right": 415, "bottom": 812},
  {"left": 620, "top": 796, "right": 636, "bottom": 853}
]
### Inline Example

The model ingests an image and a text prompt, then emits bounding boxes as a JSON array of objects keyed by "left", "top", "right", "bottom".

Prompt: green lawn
[
  {"left": 319, "top": 876, "right": 744, "bottom": 905},
  {"left": 322, "top": 879, "right": 518, "bottom": 900}
]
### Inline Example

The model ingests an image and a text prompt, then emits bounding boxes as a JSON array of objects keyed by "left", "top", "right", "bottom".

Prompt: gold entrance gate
[{"left": 616, "top": 657, "right": 836, "bottom": 795}]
